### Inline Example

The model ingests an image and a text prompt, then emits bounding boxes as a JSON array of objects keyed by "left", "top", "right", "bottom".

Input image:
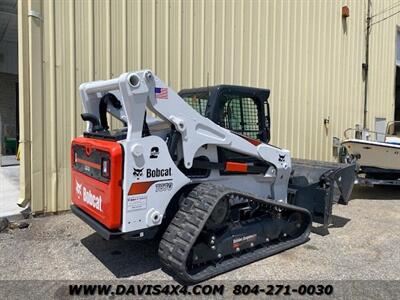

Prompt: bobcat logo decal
[
  {"left": 278, "top": 154, "right": 286, "bottom": 162},
  {"left": 133, "top": 168, "right": 144, "bottom": 177},
  {"left": 75, "top": 180, "right": 82, "bottom": 198}
]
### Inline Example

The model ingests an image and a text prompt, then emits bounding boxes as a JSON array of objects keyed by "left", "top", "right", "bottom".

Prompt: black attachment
[
  {"left": 166, "top": 126, "right": 180, "bottom": 160},
  {"left": 81, "top": 113, "right": 103, "bottom": 132},
  {"left": 99, "top": 93, "right": 124, "bottom": 130},
  {"left": 142, "top": 110, "right": 151, "bottom": 137},
  {"left": 288, "top": 159, "right": 356, "bottom": 228}
]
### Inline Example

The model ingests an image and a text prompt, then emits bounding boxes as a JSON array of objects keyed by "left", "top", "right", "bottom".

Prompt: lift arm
[{"left": 79, "top": 70, "right": 292, "bottom": 201}]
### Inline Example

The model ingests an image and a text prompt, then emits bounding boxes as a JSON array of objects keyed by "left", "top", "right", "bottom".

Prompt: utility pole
[{"left": 363, "top": 0, "right": 372, "bottom": 129}]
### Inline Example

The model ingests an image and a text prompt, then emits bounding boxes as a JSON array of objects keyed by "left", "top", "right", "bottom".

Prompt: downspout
[
  {"left": 363, "top": 0, "right": 372, "bottom": 129},
  {"left": 17, "top": 0, "right": 32, "bottom": 208}
]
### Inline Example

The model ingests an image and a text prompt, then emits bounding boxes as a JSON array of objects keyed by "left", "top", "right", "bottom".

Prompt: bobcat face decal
[
  {"left": 278, "top": 154, "right": 286, "bottom": 162},
  {"left": 133, "top": 168, "right": 144, "bottom": 177}
]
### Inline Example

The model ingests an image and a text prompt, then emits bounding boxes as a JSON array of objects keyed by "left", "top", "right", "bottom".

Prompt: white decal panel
[
  {"left": 127, "top": 194, "right": 147, "bottom": 211},
  {"left": 121, "top": 135, "right": 191, "bottom": 232}
]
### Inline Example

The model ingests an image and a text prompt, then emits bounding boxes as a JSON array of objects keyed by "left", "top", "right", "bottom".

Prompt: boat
[{"left": 342, "top": 121, "right": 400, "bottom": 183}]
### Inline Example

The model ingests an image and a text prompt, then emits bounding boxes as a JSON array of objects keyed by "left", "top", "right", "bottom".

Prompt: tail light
[{"left": 101, "top": 158, "right": 110, "bottom": 178}]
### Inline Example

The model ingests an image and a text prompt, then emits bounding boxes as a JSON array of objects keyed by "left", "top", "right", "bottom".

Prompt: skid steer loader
[{"left": 71, "top": 70, "right": 355, "bottom": 283}]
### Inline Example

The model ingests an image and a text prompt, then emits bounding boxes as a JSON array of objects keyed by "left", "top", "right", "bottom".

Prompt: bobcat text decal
[
  {"left": 147, "top": 167, "right": 172, "bottom": 178},
  {"left": 75, "top": 180, "right": 103, "bottom": 212}
]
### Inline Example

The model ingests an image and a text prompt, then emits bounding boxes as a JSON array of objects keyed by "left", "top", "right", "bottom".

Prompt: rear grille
[{"left": 72, "top": 145, "right": 110, "bottom": 183}]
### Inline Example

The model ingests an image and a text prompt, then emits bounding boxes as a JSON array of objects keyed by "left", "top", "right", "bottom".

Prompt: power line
[
  {"left": 370, "top": 9, "right": 400, "bottom": 26},
  {"left": 371, "top": 0, "right": 400, "bottom": 18}
]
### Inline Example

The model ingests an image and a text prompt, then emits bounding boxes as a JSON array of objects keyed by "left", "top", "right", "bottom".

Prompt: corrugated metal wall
[{"left": 18, "top": 0, "right": 400, "bottom": 212}]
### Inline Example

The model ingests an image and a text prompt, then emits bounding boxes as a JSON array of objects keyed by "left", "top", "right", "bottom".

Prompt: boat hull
[{"left": 342, "top": 139, "right": 400, "bottom": 172}]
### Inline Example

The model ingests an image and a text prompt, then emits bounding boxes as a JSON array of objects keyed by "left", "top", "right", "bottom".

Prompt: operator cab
[{"left": 179, "top": 85, "right": 271, "bottom": 144}]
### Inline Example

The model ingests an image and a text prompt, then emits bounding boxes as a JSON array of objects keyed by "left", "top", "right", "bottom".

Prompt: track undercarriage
[{"left": 159, "top": 183, "right": 312, "bottom": 284}]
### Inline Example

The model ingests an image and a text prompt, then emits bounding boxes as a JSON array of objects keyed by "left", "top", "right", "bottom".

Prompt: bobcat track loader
[{"left": 71, "top": 70, "right": 355, "bottom": 283}]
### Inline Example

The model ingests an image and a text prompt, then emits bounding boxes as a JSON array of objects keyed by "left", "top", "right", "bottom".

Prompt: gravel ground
[{"left": 0, "top": 186, "right": 399, "bottom": 282}]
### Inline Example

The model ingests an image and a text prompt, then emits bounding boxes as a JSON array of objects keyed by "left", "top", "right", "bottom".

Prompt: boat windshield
[{"left": 386, "top": 121, "right": 400, "bottom": 137}]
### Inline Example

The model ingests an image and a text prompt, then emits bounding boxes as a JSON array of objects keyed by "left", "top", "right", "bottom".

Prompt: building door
[{"left": 375, "top": 117, "right": 386, "bottom": 142}]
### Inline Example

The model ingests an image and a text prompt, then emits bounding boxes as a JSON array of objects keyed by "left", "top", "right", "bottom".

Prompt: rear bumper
[
  {"left": 71, "top": 204, "right": 123, "bottom": 240},
  {"left": 71, "top": 205, "right": 159, "bottom": 240}
]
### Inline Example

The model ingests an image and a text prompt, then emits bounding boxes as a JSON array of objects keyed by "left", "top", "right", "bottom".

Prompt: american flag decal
[{"left": 155, "top": 87, "right": 168, "bottom": 99}]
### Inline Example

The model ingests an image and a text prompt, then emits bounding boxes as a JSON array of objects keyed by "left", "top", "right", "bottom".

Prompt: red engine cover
[{"left": 71, "top": 137, "right": 123, "bottom": 230}]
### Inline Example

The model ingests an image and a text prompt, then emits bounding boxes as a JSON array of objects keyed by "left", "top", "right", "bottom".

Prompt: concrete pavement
[
  {"left": 0, "top": 161, "right": 23, "bottom": 217},
  {"left": 0, "top": 186, "right": 399, "bottom": 282}
]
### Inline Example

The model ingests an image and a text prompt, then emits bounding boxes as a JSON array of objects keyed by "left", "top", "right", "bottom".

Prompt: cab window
[{"left": 220, "top": 96, "right": 260, "bottom": 139}]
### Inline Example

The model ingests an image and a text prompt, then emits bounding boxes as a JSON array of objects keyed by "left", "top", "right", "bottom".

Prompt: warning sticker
[{"left": 127, "top": 194, "right": 147, "bottom": 211}]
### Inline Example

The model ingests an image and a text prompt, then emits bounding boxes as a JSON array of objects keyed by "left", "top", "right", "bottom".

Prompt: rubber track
[{"left": 158, "top": 183, "right": 311, "bottom": 284}]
